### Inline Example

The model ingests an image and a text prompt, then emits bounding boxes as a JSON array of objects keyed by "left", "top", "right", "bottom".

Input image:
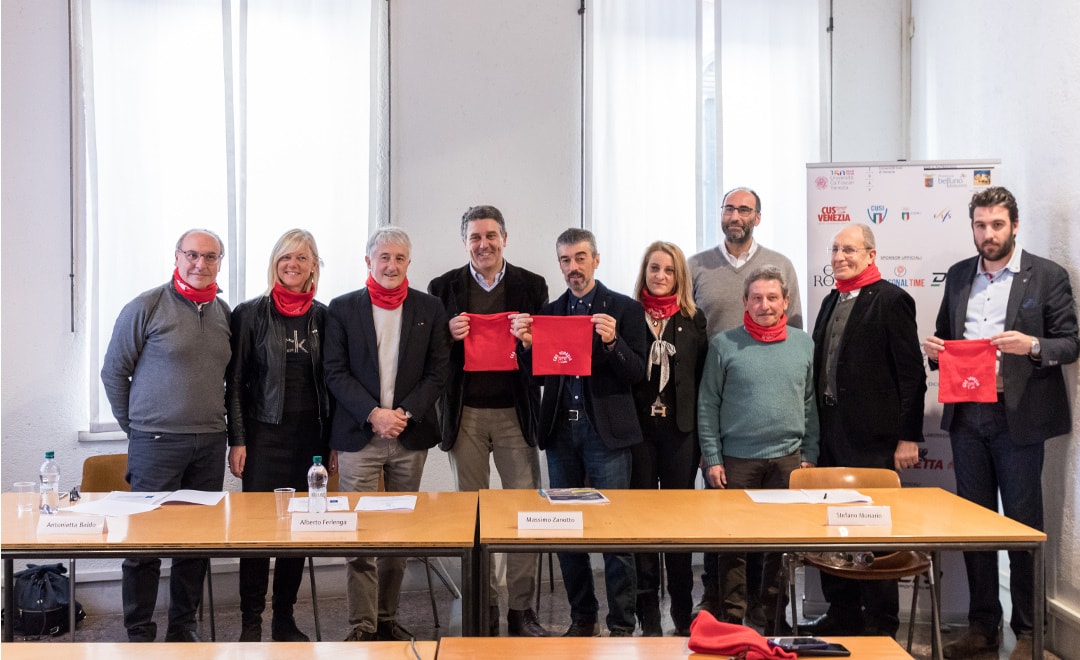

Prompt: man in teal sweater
[{"left": 697, "top": 265, "right": 819, "bottom": 633}]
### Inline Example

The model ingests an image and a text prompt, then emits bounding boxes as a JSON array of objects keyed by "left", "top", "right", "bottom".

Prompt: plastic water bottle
[
  {"left": 307, "top": 456, "right": 328, "bottom": 513},
  {"left": 39, "top": 451, "right": 61, "bottom": 514}
]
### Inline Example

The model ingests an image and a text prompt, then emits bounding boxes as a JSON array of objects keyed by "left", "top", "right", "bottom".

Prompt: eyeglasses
[
  {"left": 721, "top": 205, "right": 757, "bottom": 218},
  {"left": 828, "top": 246, "right": 869, "bottom": 257},
  {"left": 178, "top": 250, "right": 222, "bottom": 264}
]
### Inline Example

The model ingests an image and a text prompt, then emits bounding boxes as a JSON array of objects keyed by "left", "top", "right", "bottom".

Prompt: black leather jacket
[{"left": 226, "top": 295, "right": 331, "bottom": 446}]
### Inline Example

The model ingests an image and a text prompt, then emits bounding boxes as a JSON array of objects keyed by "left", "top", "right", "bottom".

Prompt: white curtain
[
  {"left": 75, "top": 0, "right": 378, "bottom": 430},
  {"left": 588, "top": 0, "right": 820, "bottom": 302}
]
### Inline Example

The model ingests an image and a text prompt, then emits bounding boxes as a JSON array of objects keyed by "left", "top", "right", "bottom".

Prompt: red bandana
[
  {"left": 938, "top": 339, "right": 999, "bottom": 403},
  {"left": 640, "top": 288, "right": 680, "bottom": 320},
  {"left": 172, "top": 268, "right": 218, "bottom": 304},
  {"left": 743, "top": 311, "right": 788, "bottom": 343},
  {"left": 835, "top": 261, "right": 882, "bottom": 293},
  {"left": 366, "top": 273, "right": 409, "bottom": 310},
  {"left": 271, "top": 281, "right": 315, "bottom": 317}
]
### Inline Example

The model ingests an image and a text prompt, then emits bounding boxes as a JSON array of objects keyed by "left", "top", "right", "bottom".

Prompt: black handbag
[{"left": 2, "top": 563, "right": 86, "bottom": 637}]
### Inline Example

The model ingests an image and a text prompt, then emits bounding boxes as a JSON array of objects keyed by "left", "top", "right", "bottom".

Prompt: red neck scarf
[
  {"left": 835, "top": 261, "right": 882, "bottom": 293},
  {"left": 271, "top": 281, "right": 315, "bottom": 317},
  {"left": 366, "top": 273, "right": 409, "bottom": 310},
  {"left": 743, "top": 311, "right": 788, "bottom": 343},
  {"left": 640, "top": 288, "right": 680, "bottom": 320},
  {"left": 172, "top": 268, "right": 218, "bottom": 304}
]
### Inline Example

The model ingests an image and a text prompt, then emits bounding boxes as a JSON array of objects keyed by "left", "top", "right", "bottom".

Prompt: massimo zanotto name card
[{"left": 518, "top": 511, "right": 583, "bottom": 530}]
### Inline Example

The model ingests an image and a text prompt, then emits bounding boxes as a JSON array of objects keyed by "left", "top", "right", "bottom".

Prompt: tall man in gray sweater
[
  {"left": 102, "top": 229, "right": 232, "bottom": 642},
  {"left": 689, "top": 187, "right": 804, "bottom": 624}
]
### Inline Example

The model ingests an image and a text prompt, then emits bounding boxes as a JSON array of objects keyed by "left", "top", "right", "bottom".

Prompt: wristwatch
[{"left": 1030, "top": 338, "right": 1041, "bottom": 359}]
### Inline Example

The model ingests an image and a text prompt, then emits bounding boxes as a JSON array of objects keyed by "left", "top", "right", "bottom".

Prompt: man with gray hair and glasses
[{"left": 102, "top": 228, "right": 232, "bottom": 643}]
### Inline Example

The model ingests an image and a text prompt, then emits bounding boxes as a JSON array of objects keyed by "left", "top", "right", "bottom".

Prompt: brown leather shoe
[
  {"left": 943, "top": 628, "right": 1001, "bottom": 659},
  {"left": 562, "top": 621, "right": 600, "bottom": 637},
  {"left": 344, "top": 625, "right": 378, "bottom": 641},
  {"left": 508, "top": 608, "right": 549, "bottom": 637},
  {"left": 1008, "top": 634, "right": 1033, "bottom": 660}
]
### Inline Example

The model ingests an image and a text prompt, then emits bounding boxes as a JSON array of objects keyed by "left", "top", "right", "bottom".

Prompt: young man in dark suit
[
  {"left": 512, "top": 228, "right": 648, "bottom": 638},
  {"left": 324, "top": 226, "right": 450, "bottom": 643},
  {"left": 924, "top": 187, "right": 1078, "bottom": 660},
  {"left": 428, "top": 205, "right": 549, "bottom": 637},
  {"left": 807, "top": 223, "right": 926, "bottom": 637}
]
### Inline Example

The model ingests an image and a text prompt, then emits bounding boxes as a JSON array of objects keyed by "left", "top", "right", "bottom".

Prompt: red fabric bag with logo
[
  {"left": 463, "top": 312, "right": 519, "bottom": 372},
  {"left": 531, "top": 315, "right": 593, "bottom": 376},
  {"left": 938, "top": 338, "right": 998, "bottom": 403}
]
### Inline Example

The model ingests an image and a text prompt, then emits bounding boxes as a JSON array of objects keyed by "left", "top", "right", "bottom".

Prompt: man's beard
[{"left": 977, "top": 233, "right": 1015, "bottom": 263}]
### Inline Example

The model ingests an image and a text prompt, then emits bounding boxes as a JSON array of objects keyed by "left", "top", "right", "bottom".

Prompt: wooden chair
[
  {"left": 779, "top": 467, "right": 939, "bottom": 656},
  {"left": 78, "top": 453, "right": 218, "bottom": 641}
]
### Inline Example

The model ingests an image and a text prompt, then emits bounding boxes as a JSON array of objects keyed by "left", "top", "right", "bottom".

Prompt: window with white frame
[{"left": 75, "top": 0, "right": 380, "bottom": 431}]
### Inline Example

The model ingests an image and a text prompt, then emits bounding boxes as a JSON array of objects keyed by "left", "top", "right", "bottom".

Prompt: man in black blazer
[
  {"left": 324, "top": 226, "right": 450, "bottom": 643},
  {"left": 807, "top": 223, "right": 926, "bottom": 637},
  {"left": 512, "top": 228, "right": 648, "bottom": 637},
  {"left": 924, "top": 187, "right": 1078, "bottom": 660},
  {"left": 428, "top": 205, "right": 549, "bottom": 637}
]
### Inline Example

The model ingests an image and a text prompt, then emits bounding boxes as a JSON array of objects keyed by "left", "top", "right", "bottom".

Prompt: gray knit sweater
[
  {"left": 101, "top": 282, "right": 231, "bottom": 434},
  {"left": 688, "top": 243, "right": 804, "bottom": 338}
]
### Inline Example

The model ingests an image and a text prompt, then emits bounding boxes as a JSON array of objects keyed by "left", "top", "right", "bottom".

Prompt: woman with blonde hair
[
  {"left": 227, "top": 229, "right": 332, "bottom": 642},
  {"left": 630, "top": 241, "right": 708, "bottom": 636}
]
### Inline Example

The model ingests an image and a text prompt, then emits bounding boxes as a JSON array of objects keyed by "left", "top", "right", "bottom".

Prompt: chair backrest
[
  {"left": 80, "top": 453, "right": 131, "bottom": 492},
  {"left": 789, "top": 466, "right": 900, "bottom": 490}
]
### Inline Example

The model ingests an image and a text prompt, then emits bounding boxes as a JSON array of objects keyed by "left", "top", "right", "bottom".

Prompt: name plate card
[
  {"left": 291, "top": 512, "right": 358, "bottom": 532},
  {"left": 37, "top": 514, "right": 106, "bottom": 535},
  {"left": 827, "top": 505, "right": 892, "bottom": 526},
  {"left": 518, "top": 511, "right": 583, "bottom": 530}
]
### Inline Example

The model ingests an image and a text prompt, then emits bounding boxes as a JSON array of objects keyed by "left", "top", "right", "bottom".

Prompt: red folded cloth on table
[{"left": 688, "top": 611, "right": 797, "bottom": 659}]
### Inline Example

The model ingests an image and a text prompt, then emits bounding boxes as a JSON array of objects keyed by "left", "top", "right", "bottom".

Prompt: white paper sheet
[
  {"left": 289, "top": 496, "right": 349, "bottom": 512},
  {"left": 745, "top": 489, "right": 873, "bottom": 504},
  {"left": 355, "top": 495, "right": 417, "bottom": 511}
]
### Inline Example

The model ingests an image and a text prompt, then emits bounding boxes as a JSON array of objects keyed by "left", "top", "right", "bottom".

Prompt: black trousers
[{"left": 629, "top": 415, "right": 698, "bottom": 626}]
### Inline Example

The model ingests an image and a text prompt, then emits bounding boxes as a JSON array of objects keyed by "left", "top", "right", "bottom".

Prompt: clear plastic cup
[
  {"left": 14, "top": 482, "right": 37, "bottom": 513},
  {"left": 274, "top": 487, "right": 296, "bottom": 519}
]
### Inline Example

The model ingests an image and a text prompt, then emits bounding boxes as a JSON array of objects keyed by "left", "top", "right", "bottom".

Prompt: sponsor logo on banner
[
  {"left": 931, "top": 272, "right": 948, "bottom": 287},
  {"left": 824, "top": 169, "right": 856, "bottom": 191},
  {"left": 934, "top": 208, "right": 953, "bottom": 223},
  {"left": 973, "top": 169, "right": 992, "bottom": 186},
  {"left": 815, "top": 176, "right": 829, "bottom": 190},
  {"left": 884, "top": 263, "right": 926, "bottom": 288},
  {"left": 924, "top": 175, "right": 934, "bottom": 188},
  {"left": 867, "top": 205, "right": 888, "bottom": 224},
  {"left": 817, "top": 206, "right": 851, "bottom": 222},
  {"left": 931, "top": 172, "right": 970, "bottom": 188},
  {"left": 901, "top": 211, "right": 911, "bottom": 221},
  {"left": 812, "top": 265, "right": 836, "bottom": 288}
]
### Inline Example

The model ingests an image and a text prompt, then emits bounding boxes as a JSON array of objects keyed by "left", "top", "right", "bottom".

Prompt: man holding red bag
[
  {"left": 428, "top": 205, "right": 549, "bottom": 637},
  {"left": 513, "top": 228, "right": 648, "bottom": 638},
  {"left": 924, "top": 187, "right": 1079, "bottom": 660}
]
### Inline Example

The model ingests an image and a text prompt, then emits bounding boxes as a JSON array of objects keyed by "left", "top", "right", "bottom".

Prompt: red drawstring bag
[
  {"left": 938, "top": 338, "right": 998, "bottom": 403},
  {"left": 688, "top": 611, "right": 797, "bottom": 659},
  {"left": 531, "top": 316, "right": 594, "bottom": 376},
  {"left": 463, "top": 312, "right": 519, "bottom": 372}
]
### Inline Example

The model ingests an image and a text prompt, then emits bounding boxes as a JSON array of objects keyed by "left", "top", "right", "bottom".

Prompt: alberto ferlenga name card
[{"left": 291, "top": 512, "right": 358, "bottom": 532}]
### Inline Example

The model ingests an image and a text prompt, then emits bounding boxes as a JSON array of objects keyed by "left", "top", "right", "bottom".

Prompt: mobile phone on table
[{"left": 768, "top": 638, "right": 851, "bottom": 656}]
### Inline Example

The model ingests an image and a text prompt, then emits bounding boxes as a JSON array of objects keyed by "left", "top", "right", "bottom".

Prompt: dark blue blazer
[
  {"left": 324, "top": 287, "right": 450, "bottom": 452},
  {"left": 527, "top": 281, "right": 648, "bottom": 451},
  {"left": 932, "top": 251, "right": 1079, "bottom": 444}
]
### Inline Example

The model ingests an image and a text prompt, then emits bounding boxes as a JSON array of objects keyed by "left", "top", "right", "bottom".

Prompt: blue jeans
[
  {"left": 545, "top": 415, "right": 636, "bottom": 633},
  {"left": 950, "top": 400, "right": 1044, "bottom": 637},
  {"left": 123, "top": 430, "right": 226, "bottom": 641}
]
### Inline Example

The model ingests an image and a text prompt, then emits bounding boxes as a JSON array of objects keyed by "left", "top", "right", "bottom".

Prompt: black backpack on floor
[{"left": 2, "top": 563, "right": 86, "bottom": 637}]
